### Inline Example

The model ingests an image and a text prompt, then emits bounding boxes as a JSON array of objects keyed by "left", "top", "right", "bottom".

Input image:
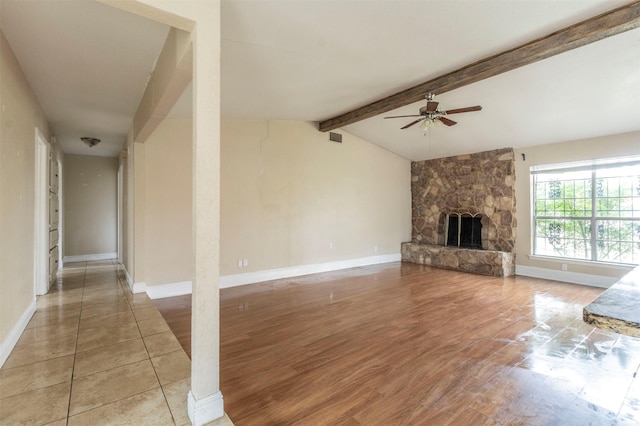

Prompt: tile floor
[{"left": 0, "top": 260, "right": 231, "bottom": 426}]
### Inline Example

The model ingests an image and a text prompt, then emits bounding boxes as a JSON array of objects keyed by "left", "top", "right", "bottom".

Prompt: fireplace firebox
[{"left": 445, "top": 214, "right": 483, "bottom": 249}]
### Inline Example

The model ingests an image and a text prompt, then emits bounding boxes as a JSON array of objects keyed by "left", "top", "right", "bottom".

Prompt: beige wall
[
  {"left": 63, "top": 154, "right": 118, "bottom": 257},
  {"left": 0, "top": 30, "right": 52, "bottom": 350},
  {"left": 143, "top": 119, "right": 192, "bottom": 286},
  {"left": 220, "top": 120, "right": 412, "bottom": 275},
  {"left": 128, "top": 118, "right": 410, "bottom": 285},
  {"left": 515, "top": 131, "right": 640, "bottom": 280}
]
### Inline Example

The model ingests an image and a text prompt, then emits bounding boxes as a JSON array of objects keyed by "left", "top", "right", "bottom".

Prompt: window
[{"left": 532, "top": 156, "right": 640, "bottom": 265}]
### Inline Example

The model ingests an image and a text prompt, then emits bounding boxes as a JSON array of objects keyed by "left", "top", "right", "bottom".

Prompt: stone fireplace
[{"left": 401, "top": 148, "right": 516, "bottom": 276}]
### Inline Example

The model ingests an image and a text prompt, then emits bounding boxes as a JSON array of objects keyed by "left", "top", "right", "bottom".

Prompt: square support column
[
  {"left": 104, "top": 1, "right": 223, "bottom": 423},
  {"left": 189, "top": 3, "right": 223, "bottom": 425}
]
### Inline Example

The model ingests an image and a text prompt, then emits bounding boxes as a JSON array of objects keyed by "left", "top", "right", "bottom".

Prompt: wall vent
[{"left": 329, "top": 132, "right": 342, "bottom": 143}]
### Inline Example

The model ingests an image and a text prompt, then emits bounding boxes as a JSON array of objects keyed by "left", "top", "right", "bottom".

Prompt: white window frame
[{"left": 531, "top": 156, "right": 640, "bottom": 266}]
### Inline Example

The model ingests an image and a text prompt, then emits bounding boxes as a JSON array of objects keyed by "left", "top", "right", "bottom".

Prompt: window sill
[{"left": 527, "top": 255, "right": 637, "bottom": 271}]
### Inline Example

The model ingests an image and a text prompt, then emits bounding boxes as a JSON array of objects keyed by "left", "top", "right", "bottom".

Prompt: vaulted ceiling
[{"left": 2, "top": 0, "right": 639, "bottom": 161}]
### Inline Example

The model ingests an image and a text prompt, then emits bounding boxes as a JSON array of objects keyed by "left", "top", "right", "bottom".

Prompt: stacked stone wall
[{"left": 411, "top": 148, "right": 516, "bottom": 252}]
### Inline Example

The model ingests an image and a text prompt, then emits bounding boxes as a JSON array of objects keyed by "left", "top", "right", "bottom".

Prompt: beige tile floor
[{"left": 0, "top": 260, "right": 232, "bottom": 426}]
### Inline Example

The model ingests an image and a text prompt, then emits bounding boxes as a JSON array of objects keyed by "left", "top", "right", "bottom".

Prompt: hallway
[{"left": 0, "top": 260, "right": 229, "bottom": 425}]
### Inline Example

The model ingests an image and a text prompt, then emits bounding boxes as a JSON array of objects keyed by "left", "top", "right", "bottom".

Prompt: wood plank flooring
[{"left": 154, "top": 262, "right": 640, "bottom": 425}]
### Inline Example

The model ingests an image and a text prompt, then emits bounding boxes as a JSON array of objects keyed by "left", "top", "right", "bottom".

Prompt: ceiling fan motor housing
[{"left": 419, "top": 106, "right": 442, "bottom": 116}]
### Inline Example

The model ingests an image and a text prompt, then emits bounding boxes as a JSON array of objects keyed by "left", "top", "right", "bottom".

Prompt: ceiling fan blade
[
  {"left": 438, "top": 117, "right": 457, "bottom": 126},
  {"left": 401, "top": 119, "right": 424, "bottom": 129},
  {"left": 443, "top": 106, "right": 482, "bottom": 114},
  {"left": 426, "top": 101, "right": 439, "bottom": 112},
  {"left": 384, "top": 114, "right": 422, "bottom": 119}
]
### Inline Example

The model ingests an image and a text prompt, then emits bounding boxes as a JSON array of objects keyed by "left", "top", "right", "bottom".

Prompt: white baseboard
[
  {"left": 63, "top": 252, "right": 117, "bottom": 263},
  {"left": 146, "top": 281, "right": 192, "bottom": 300},
  {"left": 220, "top": 253, "right": 401, "bottom": 289},
  {"left": 132, "top": 282, "right": 146, "bottom": 294},
  {"left": 141, "top": 254, "right": 401, "bottom": 297},
  {"left": 1, "top": 299, "right": 36, "bottom": 368},
  {"left": 121, "top": 263, "right": 133, "bottom": 288},
  {"left": 119, "top": 264, "right": 146, "bottom": 294},
  {"left": 188, "top": 390, "right": 224, "bottom": 426},
  {"left": 516, "top": 265, "right": 618, "bottom": 288}
]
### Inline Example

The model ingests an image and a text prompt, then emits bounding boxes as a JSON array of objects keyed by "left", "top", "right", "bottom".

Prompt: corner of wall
[
  {"left": 120, "top": 263, "right": 146, "bottom": 294},
  {"left": 0, "top": 298, "right": 36, "bottom": 368}
]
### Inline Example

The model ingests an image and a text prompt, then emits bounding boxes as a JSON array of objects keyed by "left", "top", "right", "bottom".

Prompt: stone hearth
[
  {"left": 402, "top": 242, "right": 515, "bottom": 277},
  {"left": 402, "top": 148, "right": 516, "bottom": 277}
]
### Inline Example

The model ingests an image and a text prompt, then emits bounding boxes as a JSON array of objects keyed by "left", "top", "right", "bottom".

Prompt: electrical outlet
[
  {"left": 374, "top": 245, "right": 378, "bottom": 253},
  {"left": 329, "top": 242, "right": 333, "bottom": 249},
  {"left": 237, "top": 259, "right": 242, "bottom": 268},
  {"left": 561, "top": 263, "right": 568, "bottom": 271},
  {"left": 243, "top": 259, "right": 248, "bottom": 267}
]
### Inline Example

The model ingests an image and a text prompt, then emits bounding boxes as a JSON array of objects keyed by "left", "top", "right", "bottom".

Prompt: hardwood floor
[{"left": 154, "top": 262, "right": 640, "bottom": 425}]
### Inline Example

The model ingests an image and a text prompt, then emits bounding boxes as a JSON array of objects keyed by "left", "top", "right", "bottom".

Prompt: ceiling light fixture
[
  {"left": 81, "top": 137, "right": 101, "bottom": 148},
  {"left": 419, "top": 116, "right": 442, "bottom": 133}
]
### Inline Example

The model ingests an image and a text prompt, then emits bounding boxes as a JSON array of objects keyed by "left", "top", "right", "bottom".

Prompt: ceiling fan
[{"left": 384, "top": 93, "right": 482, "bottom": 130}]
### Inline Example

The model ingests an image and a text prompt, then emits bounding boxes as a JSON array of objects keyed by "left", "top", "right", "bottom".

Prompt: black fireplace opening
[{"left": 446, "top": 215, "right": 483, "bottom": 249}]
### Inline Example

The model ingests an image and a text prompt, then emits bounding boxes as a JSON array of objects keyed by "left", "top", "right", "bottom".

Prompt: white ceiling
[
  {"left": 0, "top": 0, "right": 169, "bottom": 157},
  {"left": 2, "top": 1, "right": 639, "bottom": 161}
]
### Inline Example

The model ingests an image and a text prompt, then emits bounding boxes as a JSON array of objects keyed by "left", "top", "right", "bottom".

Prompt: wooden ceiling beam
[{"left": 318, "top": 1, "right": 640, "bottom": 132}]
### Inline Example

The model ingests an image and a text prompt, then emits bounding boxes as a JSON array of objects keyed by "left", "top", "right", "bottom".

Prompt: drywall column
[
  {"left": 101, "top": 1, "right": 222, "bottom": 423},
  {"left": 188, "top": 4, "right": 223, "bottom": 426}
]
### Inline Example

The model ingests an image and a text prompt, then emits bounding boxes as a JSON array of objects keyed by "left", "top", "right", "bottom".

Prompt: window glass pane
[
  {"left": 533, "top": 171, "right": 591, "bottom": 218},
  {"left": 596, "top": 220, "right": 640, "bottom": 264},
  {"left": 595, "top": 166, "right": 640, "bottom": 218},
  {"left": 534, "top": 218, "right": 591, "bottom": 260}
]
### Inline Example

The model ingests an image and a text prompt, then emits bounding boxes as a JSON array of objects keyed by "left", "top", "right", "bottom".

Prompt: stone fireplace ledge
[{"left": 401, "top": 242, "right": 515, "bottom": 277}]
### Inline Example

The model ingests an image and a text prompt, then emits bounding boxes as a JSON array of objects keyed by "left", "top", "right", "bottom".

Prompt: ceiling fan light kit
[
  {"left": 384, "top": 93, "right": 482, "bottom": 132},
  {"left": 419, "top": 117, "right": 442, "bottom": 132}
]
